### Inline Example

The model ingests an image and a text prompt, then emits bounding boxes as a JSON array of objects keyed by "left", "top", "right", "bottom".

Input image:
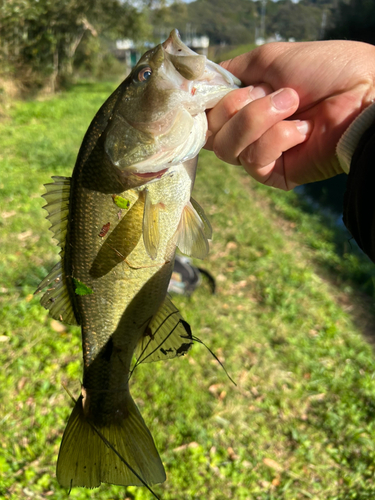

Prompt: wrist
[{"left": 337, "top": 100, "right": 375, "bottom": 173}]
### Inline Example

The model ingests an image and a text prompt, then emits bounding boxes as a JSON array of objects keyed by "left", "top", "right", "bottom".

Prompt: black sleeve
[{"left": 343, "top": 121, "right": 375, "bottom": 263}]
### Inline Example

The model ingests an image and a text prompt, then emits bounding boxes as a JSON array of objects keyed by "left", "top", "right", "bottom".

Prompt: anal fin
[{"left": 135, "top": 296, "right": 193, "bottom": 364}]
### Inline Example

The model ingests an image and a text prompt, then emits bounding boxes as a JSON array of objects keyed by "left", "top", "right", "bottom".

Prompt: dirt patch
[{"left": 0, "top": 76, "right": 20, "bottom": 99}]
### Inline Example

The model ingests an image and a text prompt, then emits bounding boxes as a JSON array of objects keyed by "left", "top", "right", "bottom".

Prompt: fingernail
[
  {"left": 250, "top": 86, "right": 267, "bottom": 100},
  {"left": 294, "top": 120, "right": 312, "bottom": 136},
  {"left": 272, "top": 88, "right": 297, "bottom": 110}
]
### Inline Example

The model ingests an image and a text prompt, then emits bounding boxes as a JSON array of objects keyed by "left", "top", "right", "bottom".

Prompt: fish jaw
[{"left": 162, "top": 29, "right": 242, "bottom": 111}]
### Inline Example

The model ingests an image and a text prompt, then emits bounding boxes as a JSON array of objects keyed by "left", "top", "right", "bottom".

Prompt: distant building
[
  {"left": 186, "top": 36, "right": 209, "bottom": 56},
  {"left": 114, "top": 39, "right": 140, "bottom": 69}
]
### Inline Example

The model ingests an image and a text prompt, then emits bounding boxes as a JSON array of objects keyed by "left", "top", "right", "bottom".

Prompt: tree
[
  {"left": 150, "top": 0, "right": 256, "bottom": 46},
  {"left": 267, "top": 0, "right": 324, "bottom": 41},
  {"left": 0, "top": 0, "right": 148, "bottom": 91},
  {"left": 325, "top": 0, "right": 375, "bottom": 44}
]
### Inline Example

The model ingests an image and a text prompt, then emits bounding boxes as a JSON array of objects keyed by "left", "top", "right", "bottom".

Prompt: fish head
[{"left": 105, "top": 29, "right": 241, "bottom": 188}]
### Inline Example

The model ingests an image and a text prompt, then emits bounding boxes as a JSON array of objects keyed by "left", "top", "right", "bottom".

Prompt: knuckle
[
  {"left": 212, "top": 139, "right": 226, "bottom": 161},
  {"left": 221, "top": 90, "right": 248, "bottom": 120},
  {"left": 239, "top": 145, "right": 256, "bottom": 167}
]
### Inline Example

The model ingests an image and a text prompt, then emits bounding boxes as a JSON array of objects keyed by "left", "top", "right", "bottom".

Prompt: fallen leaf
[
  {"left": 173, "top": 441, "right": 199, "bottom": 452},
  {"left": 209, "top": 383, "right": 223, "bottom": 396},
  {"left": 226, "top": 241, "right": 238, "bottom": 250},
  {"left": 1, "top": 210, "right": 16, "bottom": 219},
  {"left": 50, "top": 320, "right": 66, "bottom": 333},
  {"left": 112, "top": 194, "right": 130, "bottom": 209},
  {"left": 216, "top": 274, "right": 227, "bottom": 282},
  {"left": 73, "top": 278, "right": 93, "bottom": 296},
  {"left": 17, "top": 377, "right": 27, "bottom": 391},
  {"left": 227, "top": 447, "right": 239, "bottom": 460},
  {"left": 263, "top": 457, "right": 283, "bottom": 472},
  {"left": 219, "top": 391, "right": 227, "bottom": 400},
  {"left": 272, "top": 475, "right": 281, "bottom": 486},
  {"left": 18, "top": 230, "right": 33, "bottom": 241},
  {"left": 308, "top": 393, "right": 325, "bottom": 401}
]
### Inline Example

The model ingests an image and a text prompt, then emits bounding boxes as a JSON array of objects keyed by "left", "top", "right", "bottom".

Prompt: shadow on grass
[
  {"left": 247, "top": 170, "right": 375, "bottom": 345},
  {"left": 292, "top": 175, "right": 375, "bottom": 294},
  {"left": 293, "top": 177, "right": 375, "bottom": 345}
]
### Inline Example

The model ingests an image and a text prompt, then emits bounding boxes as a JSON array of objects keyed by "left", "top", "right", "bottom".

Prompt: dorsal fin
[
  {"left": 134, "top": 296, "right": 193, "bottom": 365},
  {"left": 174, "top": 198, "right": 211, "bottom": 260},
  {"left": 42, "top": 176, "right": 71, "bottom": 247},
  {"left": 35, "top": 176, "right": 79, "bottom": 325}
]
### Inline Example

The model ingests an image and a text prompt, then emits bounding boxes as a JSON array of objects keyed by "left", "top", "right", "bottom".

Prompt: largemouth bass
[{"left": 36, "top": 30, "right": 240, "bottom": 490}]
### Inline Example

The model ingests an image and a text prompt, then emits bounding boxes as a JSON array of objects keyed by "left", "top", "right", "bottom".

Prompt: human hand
[{"left": 205, "top": 41, "right": 375, "bottom": 190}]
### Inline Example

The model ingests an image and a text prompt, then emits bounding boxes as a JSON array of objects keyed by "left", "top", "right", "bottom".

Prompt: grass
[{"left": 1, "top": 81, "right": 375, "bottom": 499}]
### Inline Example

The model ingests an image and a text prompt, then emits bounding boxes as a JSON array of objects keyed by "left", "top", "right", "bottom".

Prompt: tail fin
[{"left": 56, "top": 394, "right": 166, "bottom": 489}]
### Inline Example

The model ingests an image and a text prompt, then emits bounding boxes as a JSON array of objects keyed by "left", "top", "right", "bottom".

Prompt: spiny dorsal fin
[
  {"left": 174, "top": 199, "right": 211, "bottom": 259},
  {"left": 134, "top": 296, "right": 193, "bottom": 364},
  {"left": 42, "top": 176, "right": 71, "bottom": 248},
  {"left": 143, "top": 189, "right": 161, "bottom": 260},
  {"left": 35, "top": 176, "right": 79, "bottom": 325}
]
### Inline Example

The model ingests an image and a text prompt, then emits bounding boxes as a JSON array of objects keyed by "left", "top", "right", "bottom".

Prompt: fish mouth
[
  {"left": 162, "top": 29, "right": 241, "bottom": 90},
  {"left": 133, "top": 168, "right": 169, "bottom": 181},
  {"left": 161, "top": 29, "right": 241, "bottom": 112}
]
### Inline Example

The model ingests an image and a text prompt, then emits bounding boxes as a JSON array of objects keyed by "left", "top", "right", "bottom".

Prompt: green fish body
[{"left": 36, "top": 30, "right": 240, "bottom": 490}]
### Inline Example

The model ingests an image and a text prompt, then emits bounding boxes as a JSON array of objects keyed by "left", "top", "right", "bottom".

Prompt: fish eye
[{"left": 137, "top": 66, "right": 152, "bottom": 83}]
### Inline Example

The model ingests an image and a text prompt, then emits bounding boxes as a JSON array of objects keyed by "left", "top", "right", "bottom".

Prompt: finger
[
  {"left": 220, "top": 45, "right": 282, "bottom": 87},
  {"left": 206, "top": 84, "right": 272, "bottom": 135},
  {"left": 211, "top": 88, "right": 300, "bottom": 165},
  {"left": 239, "top": 119, "right": 312, "bottom": 189}
]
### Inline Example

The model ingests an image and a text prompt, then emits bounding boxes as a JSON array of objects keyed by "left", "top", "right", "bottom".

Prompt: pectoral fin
[
  {"left": 190, "top": 197, "right": 212, "bottom": 239},
  {"left": 174, "top": 199, "right": 211, "bottom": 259},
  {"left": 135, "top": 296, "right": 193, "bottom": 364}
]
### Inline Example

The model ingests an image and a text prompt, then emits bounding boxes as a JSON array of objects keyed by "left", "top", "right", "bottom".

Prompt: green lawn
[{"left": 1, "top": 82, "right": 375, "bottom": 500}]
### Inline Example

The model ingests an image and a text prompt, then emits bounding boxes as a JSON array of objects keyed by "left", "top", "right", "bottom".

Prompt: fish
[{"left": 35, "top": 29, "right": 240, "bottom": 491}]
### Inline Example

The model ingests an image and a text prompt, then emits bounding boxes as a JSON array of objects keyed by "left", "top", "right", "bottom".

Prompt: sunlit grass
[{"left": 1, "top": 82, "right": 375, "bottom": 499}]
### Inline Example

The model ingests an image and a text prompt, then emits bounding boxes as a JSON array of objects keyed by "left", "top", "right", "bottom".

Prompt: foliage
[
  {"left": 150, "top": 0, "right": 337, "bottom": 47},
  {"left": 266, "top": 0, "right": 324, "bottom": 41},
  {"left": 0, "top": 0, "right": 147, "bottom": 91},
  {"left": 2, "top": 81, "right": 375, "bottom": 499},
  {"left": 325, "top": 0, "right": 375, "bottom": 44}
]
